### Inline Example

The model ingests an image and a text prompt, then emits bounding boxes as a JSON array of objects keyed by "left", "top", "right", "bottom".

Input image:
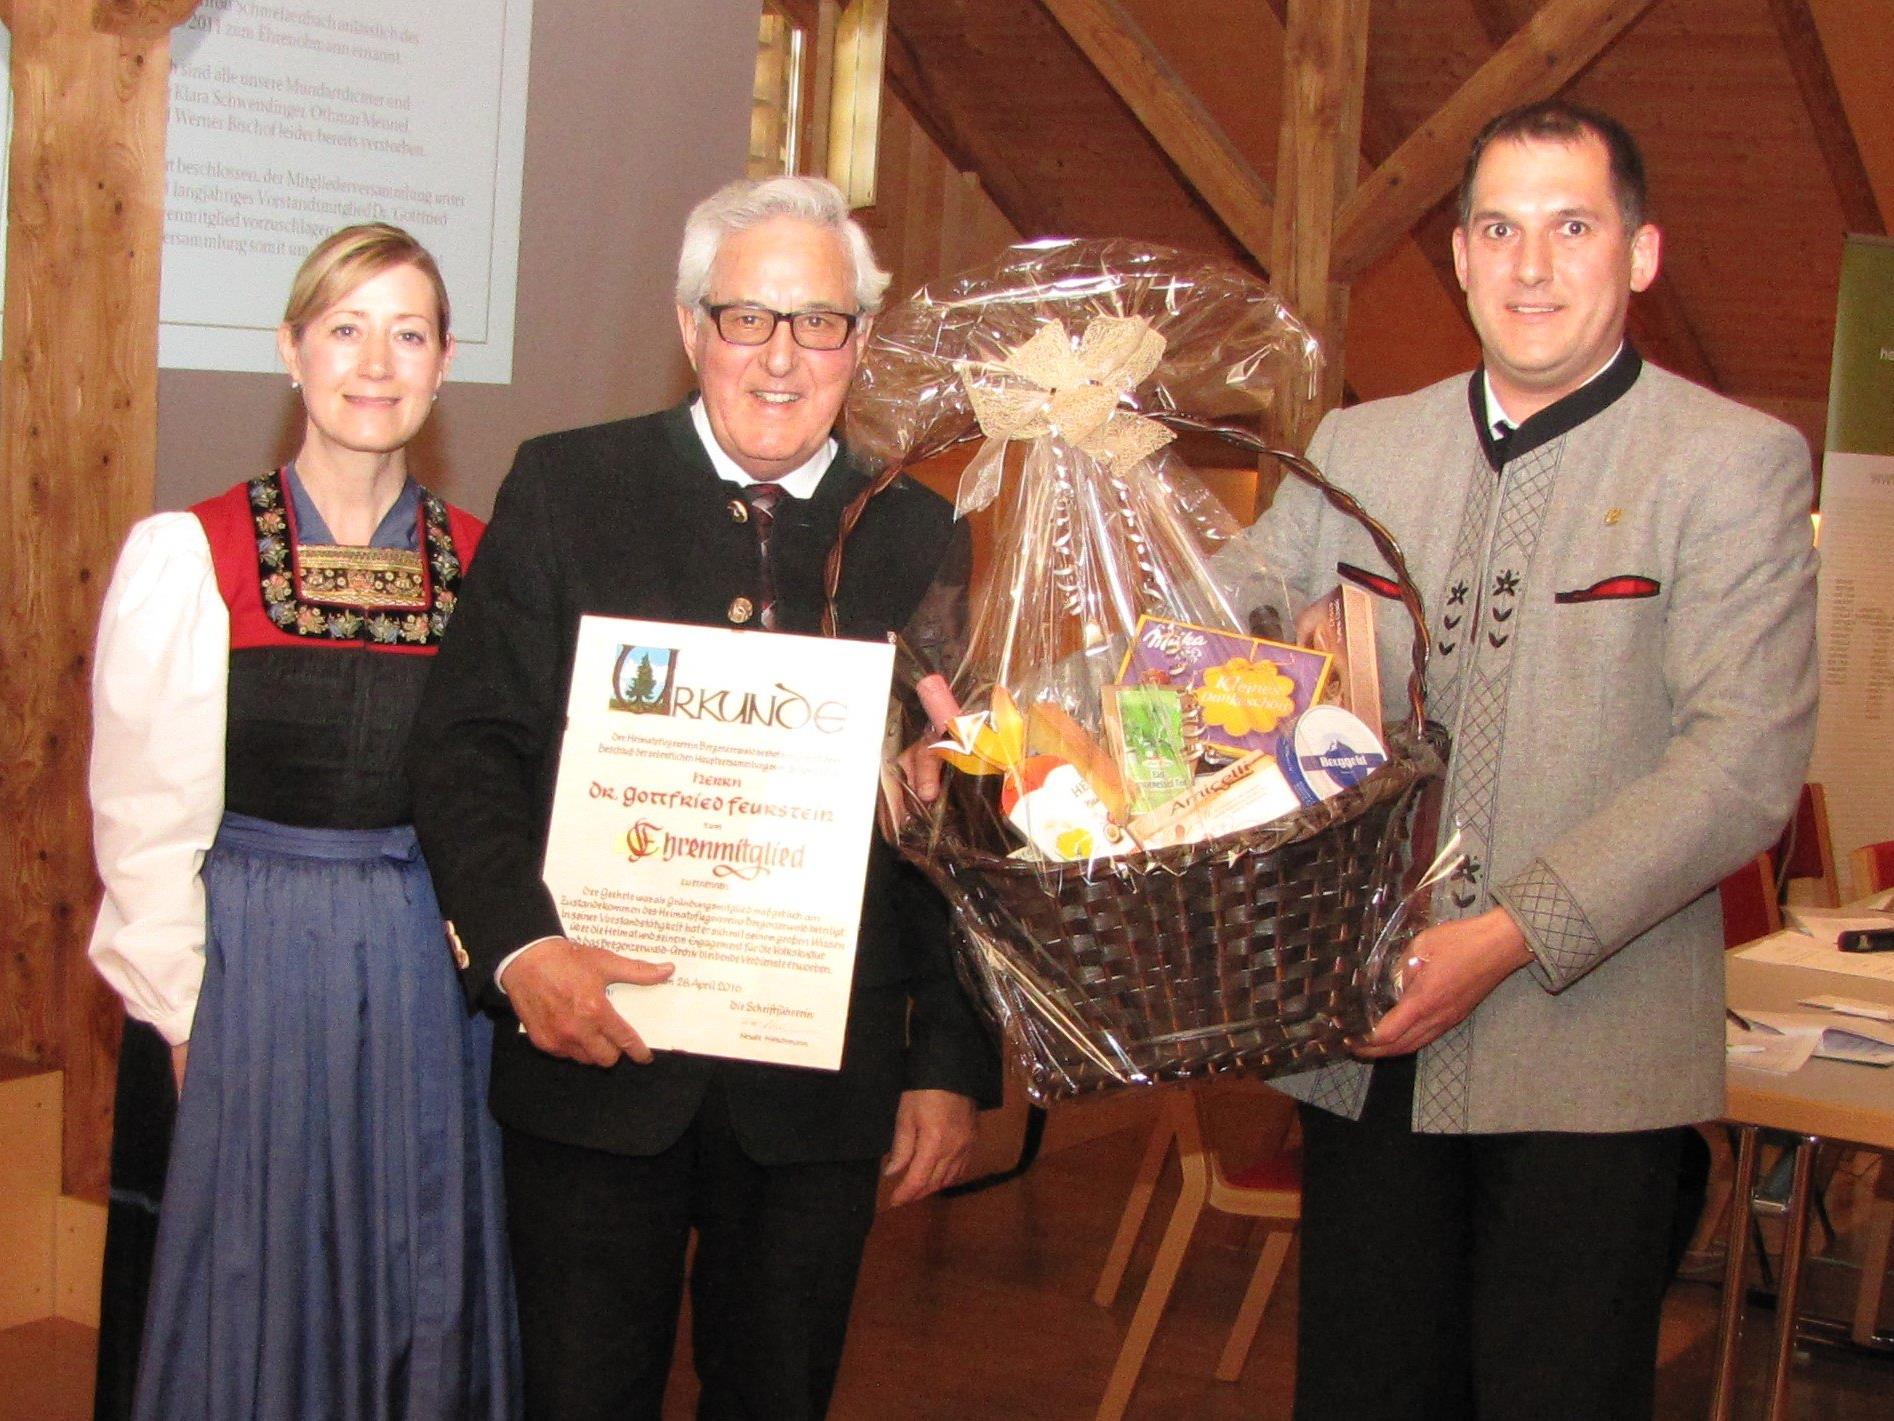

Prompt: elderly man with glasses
[{"left": 409, "top": 175, "right": 998, "bottom": 1421}]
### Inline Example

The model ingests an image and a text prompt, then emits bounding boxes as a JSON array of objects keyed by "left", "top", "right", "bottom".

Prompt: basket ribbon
[{"left": 952, "top": 316, "right": 1176, "bottom": 517}]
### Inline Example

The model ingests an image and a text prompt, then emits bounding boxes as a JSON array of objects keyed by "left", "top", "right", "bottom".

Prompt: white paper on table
[
  {"left": 542, "top": 616, "right": 895, "bottom": 1071},
  {"left": 1781, "top": 904, "right": 1894, "bottom": 948},
  {"left": 1731, "top": 1007, "right": 1894, "bottom": 1067},
  {"left": 1798, "top": 993, "right": 1894, "bottom": 1023},
  {"left": 1734, "top": 929, "right": 1894, "bottom": 984},
  {"left": 1726, "top": 1019, "right": 1818, "bottom": 1074}
]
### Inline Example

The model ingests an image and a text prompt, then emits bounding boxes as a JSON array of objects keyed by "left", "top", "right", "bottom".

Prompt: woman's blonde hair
[{"left": 281, "top": 223, "right": 451, "bottom": 342}]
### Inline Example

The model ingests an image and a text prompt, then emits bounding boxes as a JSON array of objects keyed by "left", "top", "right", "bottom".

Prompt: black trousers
[
  {"left": 501, "top": 1081, "right": 882, "bottom": 1421},
  {"left": 1294, "top": 1055, "right": 1685, "bottom": 1421}
]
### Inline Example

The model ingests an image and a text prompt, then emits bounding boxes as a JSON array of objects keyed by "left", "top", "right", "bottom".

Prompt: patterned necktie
[{"left": 743, "top": 482, "right": 789, "bottom": 629}]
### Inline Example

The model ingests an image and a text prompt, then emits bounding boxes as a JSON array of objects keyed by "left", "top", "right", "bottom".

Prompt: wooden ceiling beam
[
  {"left": 1764, "top": 0, "right": 1885, "bottom": 236},
  {"left": 1624, "top": 269, "right": 1719, "bottom": 388},
  {"left": 1331, "top": 0, "right": 1659, "bottom": 284},
  {"left": 882, "top": 21, "right": 1041, "bottom": 239},
  {"left": 1037, "top": 0, "right": 1276, "bottom": 263},
  {"left": 881, "top": 26, "right": 983, "bottom": 184},
  {"left": 1464, "top": 0, "right": 1526, "bottom": 46}
]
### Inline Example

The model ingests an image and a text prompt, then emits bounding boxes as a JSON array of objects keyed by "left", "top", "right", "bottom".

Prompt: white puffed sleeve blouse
[{"left": 86, "top": 513, "right": 229, "bottom": 1045}]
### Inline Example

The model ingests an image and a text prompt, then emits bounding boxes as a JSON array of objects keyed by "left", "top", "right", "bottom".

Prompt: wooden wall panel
[
  {"left": 890, "top": 0, "right": 1248, "bottom": 261},
  {"left": 857, "top": 88, "right": 1020, "bottom": 304},
  {"left": 1042, "top": 0, "right": 1276, "bottom": 261},
  {"left": 851, "top": 89, "right": 1017, "bottom": 595},
  {"left": 0, "top": 1, "right": 195, "bottom": 1197}
]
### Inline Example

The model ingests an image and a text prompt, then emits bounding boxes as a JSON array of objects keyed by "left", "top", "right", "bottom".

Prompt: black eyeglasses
[{"left": 700, "top": 303, "right": 861, "bottom": 351}]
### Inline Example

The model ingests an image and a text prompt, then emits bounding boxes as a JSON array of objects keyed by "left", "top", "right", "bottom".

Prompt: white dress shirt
[
  {"left": 1481, "top": 342, "right": 1625, "bottom": 438},
  {"left": 687, "top": 395, "right": 834, "bottom": 497}
]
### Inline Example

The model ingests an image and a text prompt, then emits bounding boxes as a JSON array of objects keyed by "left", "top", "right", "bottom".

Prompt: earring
[{"left": 291, "top": 380, "right": 302, "bottom": 391}]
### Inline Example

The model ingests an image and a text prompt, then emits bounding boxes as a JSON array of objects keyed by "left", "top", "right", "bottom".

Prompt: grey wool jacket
[{"left": 1234, "top": 351, "right": 1818, "bottom": 1133}]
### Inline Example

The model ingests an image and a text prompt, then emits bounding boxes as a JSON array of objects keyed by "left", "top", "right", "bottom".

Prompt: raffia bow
[{"left": 951, "top": 316, "right": 1174, "bottom": 515}]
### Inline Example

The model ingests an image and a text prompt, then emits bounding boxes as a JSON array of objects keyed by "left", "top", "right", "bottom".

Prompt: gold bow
[{"left": 954, "top": 318, "right": 1174, "bottom": 509}]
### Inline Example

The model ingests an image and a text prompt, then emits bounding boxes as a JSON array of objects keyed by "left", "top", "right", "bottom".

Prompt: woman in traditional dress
[{"left": 87, "top": 223, "right": 519, "bottom": 1419}]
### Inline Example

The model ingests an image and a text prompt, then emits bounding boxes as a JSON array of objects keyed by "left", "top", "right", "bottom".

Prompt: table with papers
[{"left": 1710, "top": 931, "right": 1894, "bottom": 1420}]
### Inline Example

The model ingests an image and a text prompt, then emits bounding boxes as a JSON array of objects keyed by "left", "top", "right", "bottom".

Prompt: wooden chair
[
  {"left": 1092, "top": 1090, "right": 1301, "bottom": 1421},
  {"left": 1774, "top": 783, "right": 1840, "bottom": 907},
  {"left": 1853, "top": 840, "right": 1894, "bottom": 898},
  {"left": 1719, "top": 852, "right": 1781, "bottom": 949}
]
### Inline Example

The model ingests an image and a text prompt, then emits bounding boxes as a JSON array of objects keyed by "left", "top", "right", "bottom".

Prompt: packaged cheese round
[{"left": 1282, "top": 705, "right": 1388, "bottom": 805}]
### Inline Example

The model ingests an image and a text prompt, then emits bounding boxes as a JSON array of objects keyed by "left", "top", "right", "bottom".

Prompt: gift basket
[{"left": 828, "top": 239, "right": 1445, "bottom": 1103}]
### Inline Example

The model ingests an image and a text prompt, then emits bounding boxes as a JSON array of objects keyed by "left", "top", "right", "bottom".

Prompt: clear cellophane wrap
[{"left": 847, "top": 239, "right": 1440, "bottom": 1103}]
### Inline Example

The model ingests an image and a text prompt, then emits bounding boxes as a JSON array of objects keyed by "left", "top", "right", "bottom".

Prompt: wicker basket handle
[
  {"left": 821, "top": 417, "right": 1430, "bottom": 739},
  {"left": 820, "top": 457, "right": 922, "bottom": 639}
]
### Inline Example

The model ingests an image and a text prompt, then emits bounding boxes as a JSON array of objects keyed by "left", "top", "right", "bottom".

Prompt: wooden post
[
  {"left": 0, "top": 0, "right": 202, "bottom": 1197},
  {"left": 1270, "top": 0, "right": 1369, "bottom": 447}
]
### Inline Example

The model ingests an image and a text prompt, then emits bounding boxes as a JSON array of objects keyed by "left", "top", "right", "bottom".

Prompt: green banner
[{"left": 1827, "top": 234, "right": 1894, "bottom": 456}]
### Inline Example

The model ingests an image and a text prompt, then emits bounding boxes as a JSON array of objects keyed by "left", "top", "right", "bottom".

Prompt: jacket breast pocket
[{"left": 1552, "top": 574, "right": 1661, "bottom": 607}]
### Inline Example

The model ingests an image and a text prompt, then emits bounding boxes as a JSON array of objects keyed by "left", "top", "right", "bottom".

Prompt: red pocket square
[{"left": 1554, "top": 574, "right": 1660, "bottom": 604}]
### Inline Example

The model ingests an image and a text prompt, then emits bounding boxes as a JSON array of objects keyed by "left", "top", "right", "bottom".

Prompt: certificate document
[{"left": 543, "top": 615, "right": 895, "bottom": 1070}]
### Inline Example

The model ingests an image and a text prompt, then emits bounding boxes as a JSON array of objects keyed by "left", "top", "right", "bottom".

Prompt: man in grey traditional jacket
[{"left": 1240, "top": 102, "right": 1818, "bottom": 1419}]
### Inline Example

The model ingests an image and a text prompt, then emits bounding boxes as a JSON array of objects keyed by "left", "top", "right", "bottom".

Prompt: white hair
[{"left": 674, "top": 175, "right": 891, "bottom": 315}]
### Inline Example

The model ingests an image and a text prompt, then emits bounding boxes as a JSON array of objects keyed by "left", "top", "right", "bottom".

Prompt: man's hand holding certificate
[{"left": 540, "top": 615, "right": 895, "bottom": 1070}]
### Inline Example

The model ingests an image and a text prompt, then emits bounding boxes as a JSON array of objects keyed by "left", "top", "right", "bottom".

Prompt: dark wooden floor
[
  {"left": 814, "top": 1120, "right": 1894, "bottom": 1421},
  {"left": 6, "top": 1116, "right": 1891, "bottom": 1421}
]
